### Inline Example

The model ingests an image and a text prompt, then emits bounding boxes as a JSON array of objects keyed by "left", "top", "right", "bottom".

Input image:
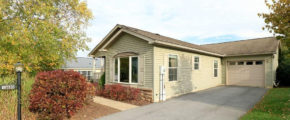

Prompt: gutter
[
  {"left": 224, "top": 52, "right": 276, "bottom": 57},
  {"left": 151, "top": 41, "right": 225, "bottom": 57}
]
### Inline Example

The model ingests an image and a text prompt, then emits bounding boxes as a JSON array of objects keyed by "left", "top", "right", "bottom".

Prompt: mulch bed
[{"left": 69, "top": 99, "right": 121, "bottom": 120}]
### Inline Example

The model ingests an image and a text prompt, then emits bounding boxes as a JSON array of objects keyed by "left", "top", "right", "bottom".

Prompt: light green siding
[
  {"left": 94, "top": 33, "right": 154, "bottom": 89},
  {"left": 153, "top": 46, "right": 222, "bottom": 102},
  {"left": 222, "top": 54, "right": 277, "bottom": 88}
]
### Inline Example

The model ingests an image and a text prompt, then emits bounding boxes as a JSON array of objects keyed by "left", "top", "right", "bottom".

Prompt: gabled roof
[
  {"left": 89, "top": 24, "right": 279, "bottom": 57},
  {"left": 201, "top": 37, "right": 279, "bottom": 56},
  {"left": 62, "top": 57, "right": 101, "bottom": 69},
  {"left": 120, "top": 25, "right": 221, "bottom": 54},
  {"left": 89, "top": 24, "right": 223, "bottom": 57}
]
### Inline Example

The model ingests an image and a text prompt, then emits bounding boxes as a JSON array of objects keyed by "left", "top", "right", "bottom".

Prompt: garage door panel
[{"left": 227, "top": 61, "right": 265, "bottom": 87}]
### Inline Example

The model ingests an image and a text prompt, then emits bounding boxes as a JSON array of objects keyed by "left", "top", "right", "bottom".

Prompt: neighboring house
[
  {"left": 62, "top": 57, "right": 103, "bottom": 82},
  {"left": 89, "top": 24, "right": 280, "bottom": 102}
]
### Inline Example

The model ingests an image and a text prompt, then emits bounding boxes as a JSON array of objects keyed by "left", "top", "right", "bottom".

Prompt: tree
[
  {"left": 258, "top": 0, "right": 290, "bottom": 48},
  {"left": 0, "top": 0, "right": 93, "bottom": 75},
  {"left": 259, "top": 0, "right": 290, "bottom": 86}
]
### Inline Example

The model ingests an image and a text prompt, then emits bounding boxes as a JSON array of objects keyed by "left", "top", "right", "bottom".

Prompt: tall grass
[{"left": 0, "top": 74, "right": 36, "bottom": 120}]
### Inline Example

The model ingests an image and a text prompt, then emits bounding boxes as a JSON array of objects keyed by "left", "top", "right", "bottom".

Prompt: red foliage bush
[
  {"left": 29, "top": 70, "right": 88, "bottom": 120},
  {"left": 86, "top": 82, "right": 97, "bottom": 99},
  {"left": 97, "top": 84, "right": 140, "bottom": 101}
]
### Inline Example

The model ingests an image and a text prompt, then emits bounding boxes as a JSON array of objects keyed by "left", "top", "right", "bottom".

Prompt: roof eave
[{"left": 88, "top": 25, "right": 122, "bottom": 56}]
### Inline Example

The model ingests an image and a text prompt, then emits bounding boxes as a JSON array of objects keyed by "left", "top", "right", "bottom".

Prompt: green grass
[
  {"left": 241, "top": 88, "right": 290, "bottom": 120},
  {"left": 0, "top": 74, "right": 36, "bottom": 120}
]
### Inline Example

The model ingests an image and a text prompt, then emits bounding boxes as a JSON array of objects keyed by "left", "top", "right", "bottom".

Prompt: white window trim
[
  {"left": 168, "top": 54, "right": 178, "bottom": 81},
  {"left": 116, "top": 56, "right": 138, "bottom": 84},
  {"left": 214, "top": 60, "right": 218, "bottom": 77},
  {"left": 194, "top": 56, "right": 200, "bottom": 70}
]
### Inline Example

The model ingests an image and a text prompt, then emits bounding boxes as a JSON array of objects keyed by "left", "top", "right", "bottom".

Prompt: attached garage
[
  {"left": 227, "top": 60, "right": 265, "bottom": 87},
  {"left": 202, "top": 37, "right": 280, "bottom": 88}
]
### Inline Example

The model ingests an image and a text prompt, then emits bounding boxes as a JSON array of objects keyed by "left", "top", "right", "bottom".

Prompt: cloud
[{"left": 78, "top": 0, "right": 272, "bottom": 57}]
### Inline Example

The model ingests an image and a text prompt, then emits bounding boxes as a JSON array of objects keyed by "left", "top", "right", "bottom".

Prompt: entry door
[{"left": 227, "top": 61, "right": 265, "bottom": 87}]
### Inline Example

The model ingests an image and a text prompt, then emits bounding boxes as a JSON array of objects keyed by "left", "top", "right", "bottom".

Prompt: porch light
[{"left": 15, "top": 62, "right": 23, "bottom": 72}]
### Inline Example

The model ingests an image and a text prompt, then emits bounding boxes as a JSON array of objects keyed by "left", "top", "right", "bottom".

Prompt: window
[
  {"left": 246, "top": 61, "right": 253, "bottom": 65},
  {"left": 238, "top": 61, "right": 244, "bottom": 65},
  {"left": 131, "top": 57, "right": 138, "bottom": 83},
  {"left": 214, "top": 60, "right": 218, "bottom": 77},
  {"left": 194, "top": 56, "right": 199, "bottom": 70},
  {"left": 87, "top": 71, "right": 92, "bottom": 80},
  {"left": 255, "top": 61, "right": 263, "bottom": 65},
  {"left": 115, "top": 56, "right": 138, "bottom": 84},
  {"left": 78, "top": 71, "right": 93, "bottom": 81},
  {"left": 114, "top": 58, "right": 118, "bottom": 82},
  {"left": 169, "top": 55, "right": 178, "bottom": 81},
  {"left": 229, "top": 61, "right": 235, "bottom": 65}
]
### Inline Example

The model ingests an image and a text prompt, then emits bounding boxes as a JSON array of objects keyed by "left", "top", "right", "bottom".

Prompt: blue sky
[{"left": 78, "top": 0, "right": 272, "bottom": 57}]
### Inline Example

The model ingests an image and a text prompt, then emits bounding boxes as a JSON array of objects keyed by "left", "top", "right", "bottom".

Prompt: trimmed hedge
[{"left": 29, "top": 70, "right": 88, "bottom": 119}]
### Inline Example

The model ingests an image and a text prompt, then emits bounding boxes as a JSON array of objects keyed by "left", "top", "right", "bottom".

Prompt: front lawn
[{"left": 241, "top": 88, "right": 290, "bottom": 120}]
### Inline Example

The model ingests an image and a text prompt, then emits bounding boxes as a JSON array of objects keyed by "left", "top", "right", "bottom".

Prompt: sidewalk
[{"left": 93, "top": 96, "right": 138, "bottom": 111}]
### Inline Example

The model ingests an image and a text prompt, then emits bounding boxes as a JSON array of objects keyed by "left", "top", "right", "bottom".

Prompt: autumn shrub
[
  {"left": 99, "top": 84, "right": 140, "bottom": 101},
  {"left": 86, "top": 82, "right": 97, "bottom": 99},
  {"left": 29, "top": 70, "right": 88, "bottom": 120}
]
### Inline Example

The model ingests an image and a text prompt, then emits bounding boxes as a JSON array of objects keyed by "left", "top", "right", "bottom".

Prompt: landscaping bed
[
  {"left": 95, "top": 84, "right": 152, "bottom": 106},
  {"left": 240, "top": 88, "right": 290, "bottom": 120},
  {"left": 69, "top": 99, "right": 120, "bottom": 120}
]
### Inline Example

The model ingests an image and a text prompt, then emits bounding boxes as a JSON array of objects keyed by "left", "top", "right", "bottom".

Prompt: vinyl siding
[
  {"left": 222, "top": 55, "right": 275, "bottom": 88},
  {"left": 94, "top": 33, "right": 154, "bottom": 89},
  {"left": 153, "top": 46, "right": 222, "bottom": 102}
]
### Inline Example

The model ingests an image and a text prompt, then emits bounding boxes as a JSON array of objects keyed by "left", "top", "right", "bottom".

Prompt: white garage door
[{"left": 227, "top": 61, "right": 265, "bottom": 87}]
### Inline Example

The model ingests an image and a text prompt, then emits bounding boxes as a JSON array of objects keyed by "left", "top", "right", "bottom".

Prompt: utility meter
[{"left": 160, "top": 66, "right": 165, "bottom": 75}]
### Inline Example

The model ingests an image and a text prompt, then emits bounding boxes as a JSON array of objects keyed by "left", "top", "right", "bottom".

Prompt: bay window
[{"left": 114, "top": 56, "right": 138, "bottom": 84}]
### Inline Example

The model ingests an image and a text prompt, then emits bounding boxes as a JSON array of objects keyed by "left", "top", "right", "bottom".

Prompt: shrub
[
  {"left": 29, "top": 70, "right": 88, "bottom": 120},
  {"left": 98, "top": 72, "right": 105, "bottom": 89},
  {"left": 86, "top": 82, "right": 97, "bottom": 99},
  {"left": 100, "top": 84, "right": 140, "bottom": 101},
  {"left": 276, "top": 49, "right": 290, "bottom": 86}
]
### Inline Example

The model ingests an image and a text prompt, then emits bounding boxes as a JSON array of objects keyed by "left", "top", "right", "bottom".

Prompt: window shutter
[
  {"left": 163, "top": 54, "right": 168, "bottom": 81},
  {"left": 177, "top": 55, "right": 181, "bottom": 81},
  {"left": 192, "top": 56, "right": 194, "bottom": 70},
  {"left": 138, "top": 55, "right": 144, "bottom": 85},
  {"left": 110, "top": 58, "right": 114, "bottom": 83}
]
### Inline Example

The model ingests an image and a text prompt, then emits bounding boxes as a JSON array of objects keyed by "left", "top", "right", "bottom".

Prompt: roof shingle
[
  {"left": 201, "top": 37, "right": 279, "bottom": 56},
  {"left": 119, "top": 25, "right": 220, "bottom": 55}
]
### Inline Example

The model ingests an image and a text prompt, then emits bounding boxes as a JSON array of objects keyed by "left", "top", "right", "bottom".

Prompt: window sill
[
  {"left": 168, "top": 80, "right": 180, "bottom": 83},
  {"left": 117, "top": 82, "right": 139, "bottom": 85}
]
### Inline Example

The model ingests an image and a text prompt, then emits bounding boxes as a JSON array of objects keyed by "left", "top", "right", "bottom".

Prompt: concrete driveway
[{"left": 97, "top": 86, "right": 267, "bottom": 120}]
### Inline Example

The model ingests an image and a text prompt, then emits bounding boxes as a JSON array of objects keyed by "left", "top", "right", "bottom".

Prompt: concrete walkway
[
  {"left": 93, "top": 96, "right": 138, "bottom": 111},
  {"left": 97, "top": 86, "right": 267, "bottom": 120}
]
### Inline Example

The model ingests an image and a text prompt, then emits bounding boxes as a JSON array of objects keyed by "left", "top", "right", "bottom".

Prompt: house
[
  {"left": 89, "top": 24, "right": 280, "bottom": 102},
  {"left": 62, "top": 57, "right": 104, "bottom": 82}
]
